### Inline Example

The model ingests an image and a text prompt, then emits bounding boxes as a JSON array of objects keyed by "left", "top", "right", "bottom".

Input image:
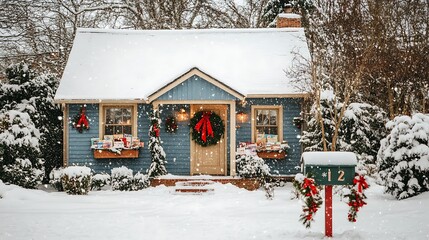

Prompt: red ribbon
[
  {"left": 194, "top": 112, "right": 214, "bottom": 142},
  {"left": 354, "top": 175, "right": 368, "bottom": 193},
  {"left": 153, "top": 124, "right": 160, "bottom": 137},
  {"left": 302, "top": 178, "right": 318, "bottom": 196}
]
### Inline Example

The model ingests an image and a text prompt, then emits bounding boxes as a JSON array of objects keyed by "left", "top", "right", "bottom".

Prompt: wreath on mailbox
[
  {"left": 344, "top": 175, "right": 368, "bottom": 222},
  {"left": 189, "top": 111, "right": 224, "bottom": 147},
  {"left": 293, "top": 173, "right": 369, "bottom": 228},
  {"left": 293, "top": 173, "right": 322, "bottom": 228}
]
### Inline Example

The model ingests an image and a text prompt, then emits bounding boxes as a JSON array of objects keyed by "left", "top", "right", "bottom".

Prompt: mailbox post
[{"left": 301, "top": 152, "right": 357, "bottom": 237}]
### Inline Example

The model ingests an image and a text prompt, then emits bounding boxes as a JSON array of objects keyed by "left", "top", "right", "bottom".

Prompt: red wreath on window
[{"left": 72, "top": 106, "right": 90, "bottom": 133}]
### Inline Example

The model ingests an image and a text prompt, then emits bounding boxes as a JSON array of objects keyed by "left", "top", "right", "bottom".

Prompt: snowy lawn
[{"left": 1, "top": 179, "right": 428, "bottom": 240}]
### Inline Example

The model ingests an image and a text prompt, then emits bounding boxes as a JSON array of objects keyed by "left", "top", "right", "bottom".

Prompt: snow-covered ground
[{"left": 0, "top": 179, "right": 428, "bottom": 240}]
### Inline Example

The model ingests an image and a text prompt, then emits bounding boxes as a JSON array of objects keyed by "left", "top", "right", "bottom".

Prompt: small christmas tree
[
  {"left": 377, "top": 114, "right": 429, "bottom": 199},
  {"left": 147, "top": 109, "right": 167, "bottom": 178}
]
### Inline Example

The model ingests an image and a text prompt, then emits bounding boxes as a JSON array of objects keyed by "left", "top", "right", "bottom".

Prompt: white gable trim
[{"left": 147, "top": 67, "right": 245, "bottom": 103}]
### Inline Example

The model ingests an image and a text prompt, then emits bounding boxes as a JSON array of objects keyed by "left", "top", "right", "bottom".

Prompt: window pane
[
  {"left": 105, "top": 126, "right": 114, "bottom": 135},
  {"left": 106, "top": 109, "right": 114, "bottom": 124},
  {"left": 123, "top": 108, "right": 131, "bottom": 124},
  {"left": 269, "top": 110, "right": 277, "bottom": 125},
  {"left": 256, "top": 110, "right": 270, "bottom": 125},
  {"left": 123, "top": 126, "right": 132, "bottom": 134},
  {"left": 257, "top": 126, "right": 278, "bottom": 135}
]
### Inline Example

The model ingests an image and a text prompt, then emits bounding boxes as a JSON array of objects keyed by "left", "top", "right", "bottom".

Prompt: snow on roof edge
[{"left": 76, "top": 27, "right": 304, "bottom": 35}]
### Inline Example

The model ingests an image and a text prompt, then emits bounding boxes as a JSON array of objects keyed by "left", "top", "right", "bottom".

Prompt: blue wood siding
[
  {"left": 157, "top": 75, "right": 239, "bottom": 101},
  {"left": 235, "top": 98, "right": 303, "bottom": 175},
  {"left": 67, "top": 98, "right": 302, "bottom": 176},
  {"left": 67, "top": 104, "right": 152, "bottom": 174},
  {"left": 158, "top": 105, "right": 191, "bottom": 175}
]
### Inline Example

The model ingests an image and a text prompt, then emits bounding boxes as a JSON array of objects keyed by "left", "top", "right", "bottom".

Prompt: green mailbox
[{"left": 301, "top": 152, "right": 357, "bottom": 185}]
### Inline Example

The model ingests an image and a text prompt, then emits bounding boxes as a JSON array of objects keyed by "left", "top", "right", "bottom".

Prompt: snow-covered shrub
[
  {"left": 61, "top": 166, "right": 92, "bottom": 195},
  {"left": 111, "top": 166, "right": 134, "bottom": 191},
  {"left": 236, "top": 154, "right": 270, "bottom": 178},
  {"left": 132, "top": 172, "right": 150, "bottom": 191},
  {"left": 49, "top": 168, "right": 64, "bottom": 191},
  {"left": 91, "top": 173, "right": 111, "bottom": 191},
  {"left": 377, "top": 114, "right": 429, "bottom": 199},
  {"left": 0, "top": 108, "right": 45, "bottom": 188},
  {"left": 1, "top": 158, "right": 44, "bottom": 189}
]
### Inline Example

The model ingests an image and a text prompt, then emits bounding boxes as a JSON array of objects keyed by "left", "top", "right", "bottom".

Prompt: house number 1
[{"left": 327, "top": 169, "right": 345, "bottom": 182}]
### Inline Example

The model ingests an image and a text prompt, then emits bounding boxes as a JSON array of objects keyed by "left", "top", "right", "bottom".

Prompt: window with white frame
[{"left": 252, "top": 106, "right": 283, "bottom": 144}]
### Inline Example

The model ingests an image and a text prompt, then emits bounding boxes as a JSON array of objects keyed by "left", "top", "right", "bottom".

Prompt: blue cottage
[{"left": 54, "top": 22, "right": 309, "bottom": 179}]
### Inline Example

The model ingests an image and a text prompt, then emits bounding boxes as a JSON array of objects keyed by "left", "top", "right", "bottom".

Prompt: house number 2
[{"left": 327, "top": 169, "right": 345, "bottom": 182}]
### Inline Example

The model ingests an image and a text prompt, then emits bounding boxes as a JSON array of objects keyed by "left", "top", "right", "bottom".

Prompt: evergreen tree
[
  {"left": 301, "top": 91, "right": 338, "bottom": 151},
  {"left": 339, "top": 103, "right": 387, "bottom": 174},
  {"left": 301, "top": 91, "right": 387, "bottom": 175},
  {"left": 377, "top": 114, "right": 429, "bottom": 199},
  {"left": 147, "top": 109, "right": 167, "bottom": 178},
  {"left": 0, "top": 62, "right": 62, "bottom": 185}
]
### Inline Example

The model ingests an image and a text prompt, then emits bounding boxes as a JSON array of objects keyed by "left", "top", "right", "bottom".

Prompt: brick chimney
[{"left": 276, "top": 4, "right": 301, "bottom": 28}]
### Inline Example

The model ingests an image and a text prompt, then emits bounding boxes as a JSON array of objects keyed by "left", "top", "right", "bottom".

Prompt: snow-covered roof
[
  {"left": 301, "top": 152, "right": 357, "bottom": 166},
  {"left": 55, "top": 28, "right": 309, "bottom": 102}
]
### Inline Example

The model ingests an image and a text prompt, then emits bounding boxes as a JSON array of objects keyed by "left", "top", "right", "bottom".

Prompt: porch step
[{"left": 172, "top": 181, "right": 215, "bottom": 195}]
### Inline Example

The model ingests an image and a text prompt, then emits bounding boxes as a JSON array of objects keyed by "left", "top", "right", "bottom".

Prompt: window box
[
  {"left": 93, "top": 149, "right": 139, "bottom": 159},
  {"left": 257, "top": 150, "right": 286, "bottom": 160}
]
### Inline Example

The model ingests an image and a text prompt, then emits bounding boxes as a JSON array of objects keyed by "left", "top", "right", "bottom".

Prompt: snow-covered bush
[
  {"left": 132, "top": 172, "right": 150, "bottom": 191},
  {"left": 236, "top": 154, "right": 270, "bottom": 178},
  {"left": 49, "top": 168, "right": 64, "bottom": 191},
  {"left": 91, "top": 173, "right": 111, "bottom": 191},
  {"left": 377, "top": 114, "right": 429, "bottom": 199},
  {"left": 1, "top": 158, "right": 44, "bottom": 189},
  {"left": 111, "top": 166, "right": 134, "bottom": 191},
  {"left": 61, "top": 166, "right": 92, "bottom": 195},
  {"left": 111, "top": 167, "right": 149, "bottom": 191}
]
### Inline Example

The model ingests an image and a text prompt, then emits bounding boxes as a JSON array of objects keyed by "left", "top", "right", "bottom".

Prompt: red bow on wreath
[{"left": 194, "top": 112, "right": 214, "bottom": 142}]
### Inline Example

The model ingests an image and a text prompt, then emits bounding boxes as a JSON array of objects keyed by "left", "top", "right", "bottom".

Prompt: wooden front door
[{"left": 190, "top": 104, "right": 227, "bottom": 175}]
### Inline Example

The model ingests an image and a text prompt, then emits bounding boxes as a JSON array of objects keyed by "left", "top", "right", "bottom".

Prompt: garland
[
  {"left": 293, "top": 173, "right": 323, "bottom": 228},
  {"left": 165, "top": 116, "right": 178, "bottom": 133},
  {"left": 72, "top": 106, "right": 90, "bottom": 133},
  {"left": 189, "top": 111, "right": 224, "bottom": 147},
  {"left": 345, "top": 175, "right": 368, "bottom": 222}
]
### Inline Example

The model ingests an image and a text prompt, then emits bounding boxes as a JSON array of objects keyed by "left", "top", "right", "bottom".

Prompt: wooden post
[{"left": 325, "top": 185, "right": 333, "bottom": 237}]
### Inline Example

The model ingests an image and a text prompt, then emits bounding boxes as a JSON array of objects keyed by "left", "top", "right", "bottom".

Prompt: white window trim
[
  {"left": 99, "top": 104, "right": 138, "bottom": 138},
  {"left": 251, "top": 105, "right": 283, "bottom": 143}
]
